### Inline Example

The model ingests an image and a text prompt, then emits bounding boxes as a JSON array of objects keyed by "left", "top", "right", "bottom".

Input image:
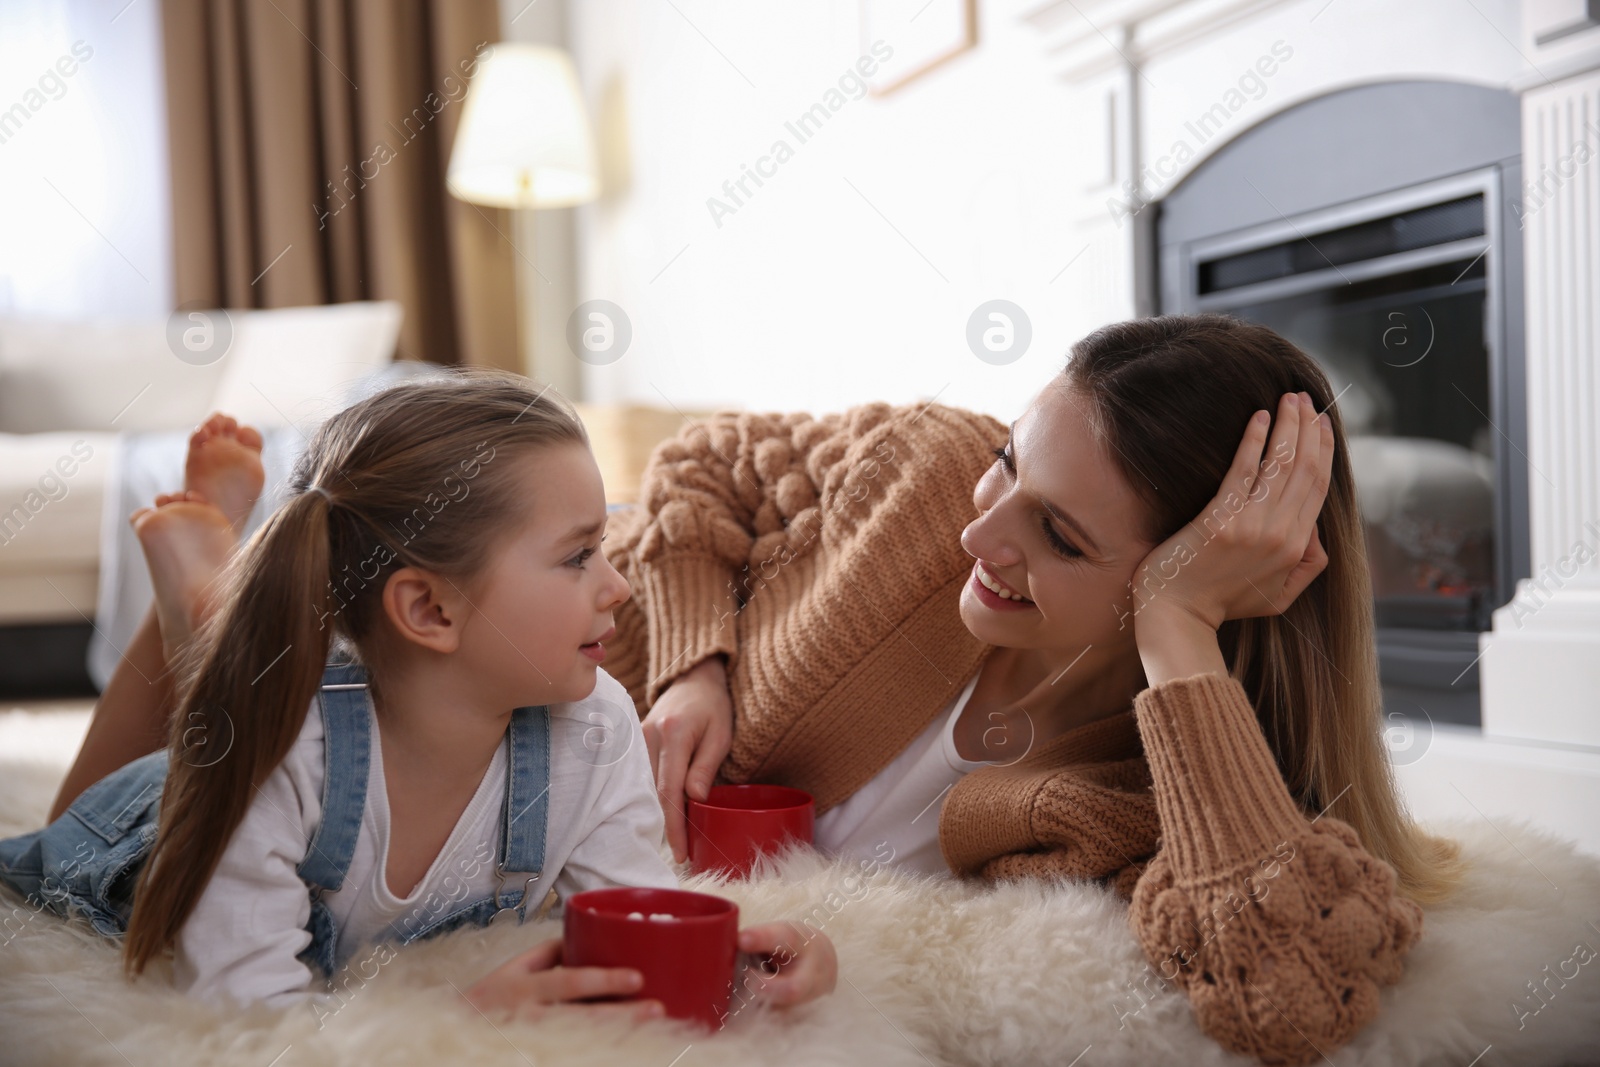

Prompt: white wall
[
  {"left": 0, "top": 0, "right": 171, "bottom": 319},
  {"left": 567, "top": 0, "right": 1098, "bottom": 421},
  {"left": 496, "top": 0, "right": 586, "bottom": 397},
  {"left": 563, "top": 0, "right": 1532, "bottom": 421}
]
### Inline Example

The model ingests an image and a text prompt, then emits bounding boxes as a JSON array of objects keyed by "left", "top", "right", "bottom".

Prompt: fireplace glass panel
[
  {"left": 1155, "top": 83, "right": 1528, "bottom": 728},
  {"left": 1229, "top": 256, "right": 1494, "bottom": 633}
]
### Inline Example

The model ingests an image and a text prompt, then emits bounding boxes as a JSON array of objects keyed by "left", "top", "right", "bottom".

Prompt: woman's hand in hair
[
  {"left": 1133, "top": 390, "right": 1334, "bottom": 636},
  {"left": 641, "top": 655, "right": 734, "bottom": 863},
  {"left": 459, "top": 937, "right": 664, "bottom": 1024}
]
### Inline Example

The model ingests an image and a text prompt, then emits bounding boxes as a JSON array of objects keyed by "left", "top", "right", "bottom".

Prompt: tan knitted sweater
[{"left": 603, "top": 401, "right": 1423, "bottom": 1066}]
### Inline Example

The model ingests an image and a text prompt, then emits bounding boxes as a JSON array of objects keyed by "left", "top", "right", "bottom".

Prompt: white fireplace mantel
[{"left": 1018, "top": 0, "right": 1289, "bottom": 82}]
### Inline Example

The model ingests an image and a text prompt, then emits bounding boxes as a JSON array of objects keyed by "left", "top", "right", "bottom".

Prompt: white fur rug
[{"left": 2, "top": 711, "right": 1599, "bottom": 1067}]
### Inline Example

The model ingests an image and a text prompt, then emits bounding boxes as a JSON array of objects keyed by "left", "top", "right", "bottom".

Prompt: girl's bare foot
[
  {"left": 185, "top": 413, "right": 265, "bottom": 534},
  {"left": 131, "top": 492, "right": 237, "bottom": 664}
]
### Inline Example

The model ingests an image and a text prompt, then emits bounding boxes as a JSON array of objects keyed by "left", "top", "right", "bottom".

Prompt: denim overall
[{"left": 0, "top": 660, "right": 553, "bottom": 981}]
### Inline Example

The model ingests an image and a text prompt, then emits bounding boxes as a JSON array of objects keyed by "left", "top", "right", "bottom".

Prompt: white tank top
[{"left": 812, "top": 673, "right": 990, "bottom": 876}]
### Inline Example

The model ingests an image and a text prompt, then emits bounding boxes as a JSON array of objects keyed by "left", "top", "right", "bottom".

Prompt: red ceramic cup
[
  {"left": 687, "top": 784, "right": 815, "bottom": 878},
  {"left": 563, "top": 887, "right": 739, "bottom": 1029}
]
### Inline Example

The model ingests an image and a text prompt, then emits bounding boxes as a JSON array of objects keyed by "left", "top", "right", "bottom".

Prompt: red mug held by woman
[
  {"left": 563, "top": 886, "right": 740, "bottom": 1029},
  {"left": 687, "top": 784, "right": 815, "bottom": 878}
]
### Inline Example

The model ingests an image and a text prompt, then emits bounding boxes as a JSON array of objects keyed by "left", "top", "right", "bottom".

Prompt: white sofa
[{"left": 0, "top": 302, "right": 402, "bottom": 632}]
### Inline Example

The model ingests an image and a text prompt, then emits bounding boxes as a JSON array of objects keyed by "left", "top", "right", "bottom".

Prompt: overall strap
[
  {"left": 296, "top": 660, "right": 372, "bottom": 892},
  {"left": 494, "top": 704, "right": 552, "bottom": 909}
]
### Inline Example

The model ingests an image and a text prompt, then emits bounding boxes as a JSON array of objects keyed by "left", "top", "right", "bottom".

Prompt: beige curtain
[{"left": 162, "top": 0, "right": 519, "bottom": 369}]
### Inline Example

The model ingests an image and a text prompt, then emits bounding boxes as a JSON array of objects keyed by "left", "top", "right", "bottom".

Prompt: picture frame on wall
[{"left": 860, "top": 0, "right": 978, "bottom": 95}]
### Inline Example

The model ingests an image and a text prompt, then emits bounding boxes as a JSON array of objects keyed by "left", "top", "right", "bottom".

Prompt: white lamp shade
[{"left": 447, "top": 44, "right": 598, "bottom": 209}]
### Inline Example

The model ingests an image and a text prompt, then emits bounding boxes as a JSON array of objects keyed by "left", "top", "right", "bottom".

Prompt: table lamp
[{"left": 447, "top": 43, "right": 598, "bottom": 208}]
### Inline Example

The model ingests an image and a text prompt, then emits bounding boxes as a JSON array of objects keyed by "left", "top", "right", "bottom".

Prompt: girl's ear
[{"left": 381, "top": 567, "right": 469, "bottom": 653}]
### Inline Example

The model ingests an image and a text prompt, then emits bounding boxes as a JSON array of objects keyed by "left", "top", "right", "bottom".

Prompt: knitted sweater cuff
[
  {"left": 1132, "top": 671, "right": 1309, "bottom": 882},
  {"left": 939, "top": 772, "right": 1041, "bottom": 876},
  {"left": 640, "top": 555, "right": 740, "bottom": 707}
]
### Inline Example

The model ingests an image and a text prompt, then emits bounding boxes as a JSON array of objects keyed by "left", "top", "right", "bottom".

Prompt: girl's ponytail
[
  {"left": 120, "top": 372, "right": 586, "bottom": 975},
  {"left": 122, "top": 489, "right": 336, "bottom": 976}
]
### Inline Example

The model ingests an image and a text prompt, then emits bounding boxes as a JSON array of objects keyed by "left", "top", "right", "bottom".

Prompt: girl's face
[
  {"left": 958, "top": 381, "right": 1156, "bottom": 657},
  {"left": 460, "top": 443, "right": 631, "bottom": 706}
]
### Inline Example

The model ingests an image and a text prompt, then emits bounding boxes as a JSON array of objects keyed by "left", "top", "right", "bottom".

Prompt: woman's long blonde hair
[
  {"left": 1066, "top": 314, "right": 1464, "bottom": 905},
  {"left": 122, "top": 372, "right": 588, "bottom": 975}
]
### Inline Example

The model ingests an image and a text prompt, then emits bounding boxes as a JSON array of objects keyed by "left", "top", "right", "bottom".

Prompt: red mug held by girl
[
  {"left": 687, "top": 784, "right": 815, "bottom": 878},
  {"left": 563, "top": 887, "right": 739, "bottom": 1029}
]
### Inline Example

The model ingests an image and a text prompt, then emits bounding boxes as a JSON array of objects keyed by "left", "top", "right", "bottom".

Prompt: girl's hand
[
  {"left": 641, "top": 655, "right": 734, "bottom": 863},
  {"left": 1132, "top": 391, "right": 1335, "bottom": 635},
  {"left": 736, "top": 922, "right": 838, "bottom": 1008},
  {"left": 459, "top": 938, "right": 664, "bottom": 1024}
]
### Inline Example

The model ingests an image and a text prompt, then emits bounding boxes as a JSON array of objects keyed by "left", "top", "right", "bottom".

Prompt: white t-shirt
[
  {"left": 812, "top": 674, "right": 990, "bottom": 876},
  {"left": 171, "top": 668, "right": 678, "bottom": 1012}
]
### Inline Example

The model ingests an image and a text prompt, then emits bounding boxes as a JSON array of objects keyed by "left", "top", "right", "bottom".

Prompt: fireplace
[{"left": 1154, "top": 80, "right": 1530, "bottom": 727}]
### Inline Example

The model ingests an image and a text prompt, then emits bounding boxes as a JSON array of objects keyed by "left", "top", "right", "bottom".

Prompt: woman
[{"left": 603, "top": 314, "right": 1463, "bottom": 1065}]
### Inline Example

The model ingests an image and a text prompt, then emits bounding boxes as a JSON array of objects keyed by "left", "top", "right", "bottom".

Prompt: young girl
[{"left": 0, "top": 376, "right": 835, "bottom": 1022}]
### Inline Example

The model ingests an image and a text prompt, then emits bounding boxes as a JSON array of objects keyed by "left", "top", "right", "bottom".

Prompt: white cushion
[
  {"left": 210, "top": 301, "right": 402, "bottom": 429},
  {"left": 0, "top": 317, "right": 225, "bottom": 433},
  {"left": 0, "top": 569, "right": 97, "bottom": 624},
  {"left": 0, "top": 302, "right": 403, "bottom": 435},
  {"left": 0, "top": 432, "right": 114, "bottom": 571}
]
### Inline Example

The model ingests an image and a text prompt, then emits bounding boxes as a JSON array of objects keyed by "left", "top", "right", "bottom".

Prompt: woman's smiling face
[{"left": 958, "top": 381, "right": 1156, "bottom": 655}]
